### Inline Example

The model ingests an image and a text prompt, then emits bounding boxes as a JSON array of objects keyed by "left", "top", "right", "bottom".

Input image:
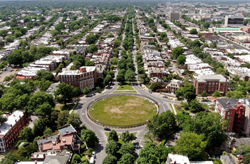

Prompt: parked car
[
  {"left": 92, "top": 151, "right": 96, "bottom": 158},
  {"left": 104, "top": 127, "right": 111, "bottom": 131}
]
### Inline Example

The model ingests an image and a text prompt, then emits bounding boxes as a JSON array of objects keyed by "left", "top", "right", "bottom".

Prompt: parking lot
[
  {"left": 0, "top": 67, "right": 19, "bottom": 82},
  {"left": 233, "top": 137, "right": 250, "bottom": 147}
]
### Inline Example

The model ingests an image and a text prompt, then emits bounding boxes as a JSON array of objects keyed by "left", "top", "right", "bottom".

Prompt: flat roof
[{"left": 0, "top": 110, "right": 24, "bottom": 136}]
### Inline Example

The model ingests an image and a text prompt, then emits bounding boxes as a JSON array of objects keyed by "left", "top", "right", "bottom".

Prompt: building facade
[
  {"left": 215, "top": 99, "right": 248, "bottom": 134},
  {"left": 225, "top": 15, "right": 244, "bottom": 27},
  {"left": 0, "top": 110, "right": 27, "bottom": 153},
  {"left": 58, "top": 66, "right": 97, "bottom": 91},
  {"left": 193, "top": 74, "right": 229, "bottom": 95}
]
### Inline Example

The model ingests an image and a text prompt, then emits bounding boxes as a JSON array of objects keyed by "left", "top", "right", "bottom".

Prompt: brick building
[
  {"left": 193, "top": 74, "right": 229, "bottom": 95},
  {"left": 0, "top": 110, "right": 27, "bottom": 153},
  {"left": 58, "top": 66, "right": 97, "bottom": 91},
  {"left": 215, "top": 99, "right": 247, "bottom": 134}
]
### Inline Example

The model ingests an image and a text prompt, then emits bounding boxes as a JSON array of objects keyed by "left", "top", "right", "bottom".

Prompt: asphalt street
[{"left": 74, "top": 18, "right": 179, "bottom": 163}]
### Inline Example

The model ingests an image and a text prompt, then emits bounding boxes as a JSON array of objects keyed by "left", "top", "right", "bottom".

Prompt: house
[
  {"left": 37, "top": 124, "right": 81, "bottom": 153},
  {"left": 166, "top": 79, "right": 183, "bottom": 94},
  {"left": 16, "top": 149, "right": 72, "bottom": 164},
  {"left": 0, "top": 110, "right": 27, "bottom": 153},
  {"left": 166, "top": 153, "right": 213, "bottom": 164}
]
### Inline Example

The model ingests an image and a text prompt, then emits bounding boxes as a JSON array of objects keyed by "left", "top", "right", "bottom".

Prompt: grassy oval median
[{"left": 89, "top": 95, "right": 157, "bottom": 127}]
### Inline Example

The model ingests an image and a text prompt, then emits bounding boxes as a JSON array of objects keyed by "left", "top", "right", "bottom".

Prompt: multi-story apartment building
[
  {"left": 0, "top": 110, "right": 27, "bottom": 153},
  {"left": 215, "top": 99, "right": 247, "bottom": 134},
  {"left": 58, "top": 66, "right": 97, "bottom": 91},
  {"left": 193, "top": 74, "right": 229, "bottom": 95}
]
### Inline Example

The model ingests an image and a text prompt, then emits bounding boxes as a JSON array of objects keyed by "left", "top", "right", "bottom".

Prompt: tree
[
  {"left": 183, "top": 83, "right": 196, "bottom": 103},
  {"left": 213, "top": 90, "right": 221, "bottom": 98},
  {"left": 150, "top": 82, "right": 161, "bottom": 92},
  {"left": 43, "top": 127, "right": 53, "bottom": 136},
  {"left": 57, "top": 111, "right": 69, "bottom": 127},
  {"left": 181, "top": 112, "right": 227, "bottom": 149},
  {"left": 33, "top": 119, "right": 46, "bottom": 137},
  {"left": 105, "top": 140, "right": 119, "bottom": 155},
  {"left": 119, "top": 153, "right": 135, "bottom": 164},
  {"left": 120, "top": 143, "right": 135, "bottom": 155},
  {"left": 72, "top": 154, "right": 81, "bottom": 164},
  {"left": 84, "top": 87, "right": 90, "bottom": 95},
  {"left": 177, "top": 55, "right": 186, "bottom": 65},
  {"left": 28, "top": 91, "right": 55, "bottom": 114},
  {"left": 190, "top": 28, "right": 198, "bottom": 34},
  {"left": 35, "top": 103, "right": 53, "bottom": 118},
  {"left": 54, "top": 82, "right": 79, "bottom": 106},
  {"left": 189, "top": 99, "right": 204, "bottom": 113},
  {"left": 19, "top": 126, "right": 34, "bottom": 142},
  {"left": 116, "top": 73, "right": 125, "bottom": 84},
  {"left": 67, "top": 113, "right": 82, "bottom": 131},
  {"left": 243, "top": 153, "right": 250, "bottom": 164},
  {"left": 125, "top": 69, "right": 135, "bottom": 82},
  {"left": 50, "top": 110, "right": 59, "bottom": 130},
  {"left": 86, "top": 33, "right": 98, "bottom": 44},
  {"left": 36, "top": 70, "right": 54, "bottom": 81},
  {"left": 172, "top": 46, "right": 184, "bottom": 59},
  {"left": 121, "top": 131, "right": 137, "bottom": 143},
  {"left": 81, "top": 129, "right": 99, "bottom": 148},
  {"left": 114, "top": 40, "right": 121, "bottom": 48},
  {"left": 137, "top": 142, "right": 161, "bottom": 164},
  {"left": 7, "top": 50, "right": 23, "bottom": 66},
  {"left": 175, "top": 132, "right": 207, "bottom": 160},
  {"left": 176, "top": 87, "right": 184, "bottom": 100},
  {"left": 103, "top": 155, "right": 117, "bottom": 164},
  {"left": 87, "top": 44, "right": 98, "bottom": 54},
  {"left": 146, "top": 111, "right": 177, "bottom": 140},
  {"left": 108, "top": 130, "right": 118, "bottom": 142},
  {"left": 104, "top": 75, "right": 112, "bottom": 85},
  {"left": 201, "top": 91, "right": 208, "bottom": 97}
]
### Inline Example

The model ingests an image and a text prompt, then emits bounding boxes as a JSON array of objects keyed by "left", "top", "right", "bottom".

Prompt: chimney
[
  {"left": 80, "top": 67, "right": 86, "bottom": 72},
  {"left": 174, "top": 161, "right": 176, "bottom": 164},
  {"left": 74, "top": 65, "right": 76, "bottom": 70}
]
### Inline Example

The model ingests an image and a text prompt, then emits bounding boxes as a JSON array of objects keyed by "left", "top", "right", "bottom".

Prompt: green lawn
[
  {"left": 89, "top": 95, "right": 157, "bottom": 127},
  {"left": 113, "top": 90, "right": 137, "bottom": 93},
  {"left": 174, "top": 104, "right": 190, "bottom": 114},
  {"left": 116, "top": 84, "right": 134, "bottom": 91},
  {"left": 55, "top": 104, "right": 75, "bottom": 111}
]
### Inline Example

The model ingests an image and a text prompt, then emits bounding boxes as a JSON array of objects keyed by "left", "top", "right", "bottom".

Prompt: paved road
[{"left": 75, "top": 18, "right": 179, "bottom": 164}]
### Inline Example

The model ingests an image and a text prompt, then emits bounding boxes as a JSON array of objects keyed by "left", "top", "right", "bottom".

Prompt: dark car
[{"left": 104, "top": 127, "right": 111, "bottom": 131}]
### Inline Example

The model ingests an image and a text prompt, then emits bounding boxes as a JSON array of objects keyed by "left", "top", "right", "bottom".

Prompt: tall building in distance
[
  {"left": 169, "top": 12, "right": 180, "bottom": 20},
  {"left": 225, "top": 15, "right": 244, "bottom": 27}
]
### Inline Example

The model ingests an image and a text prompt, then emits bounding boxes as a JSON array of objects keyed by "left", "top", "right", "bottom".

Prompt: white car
[{"left": 92, "top": 151, "right": 96, "bottom": 158}]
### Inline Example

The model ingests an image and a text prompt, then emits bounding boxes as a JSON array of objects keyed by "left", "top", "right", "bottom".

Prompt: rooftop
[
  {"left": 0, "top": 110, "right": 24, "bottom": 136},
  {"left": 196, "top": 74, "right": 227, "bottom": 83}
]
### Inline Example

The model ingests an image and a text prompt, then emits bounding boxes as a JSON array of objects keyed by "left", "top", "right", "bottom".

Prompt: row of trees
[
  {"left": 7, "top": 45, "right": 57, "bottom": 67},
  {"left": 116, "top": 50, "right": 135, "bottom": 84}
]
